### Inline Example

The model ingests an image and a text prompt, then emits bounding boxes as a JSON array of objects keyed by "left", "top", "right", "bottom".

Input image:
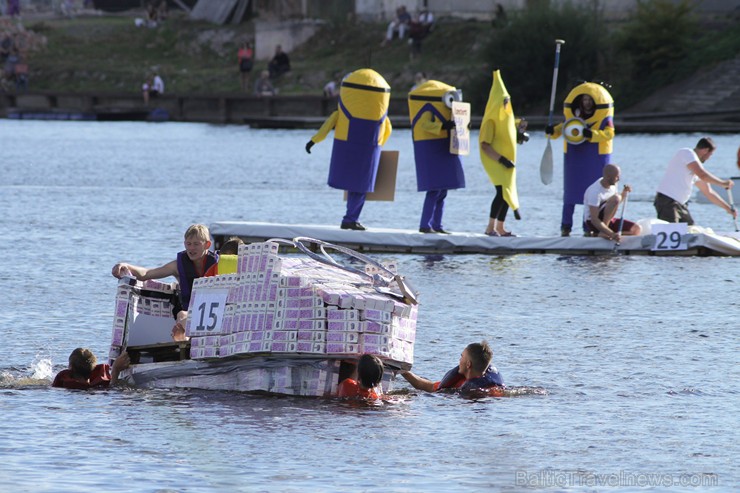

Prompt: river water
[{"left": 0, "top": 120, "right": 737, "bottom": 492}]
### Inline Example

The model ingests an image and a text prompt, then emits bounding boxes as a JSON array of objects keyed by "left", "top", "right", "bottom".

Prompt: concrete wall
[{"left": 254, "top": 19, "right": 324, "bottom": 60}]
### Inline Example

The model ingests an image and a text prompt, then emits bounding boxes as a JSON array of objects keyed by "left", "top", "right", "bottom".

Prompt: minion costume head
[
  {"left": 407, "top": 80, "right": 465, "bottom": 192},
  {"left": 479, "top": 70, "right": 519, "bottom": 212},
  {"left": 310, "top": 69, "right": 391, "bottom": 193},
  {"left": 551, "top": 81, "right": 616, "bottom": 233},
  {"left": 561, "top": 82, "right": 614, "bottom": 154}
]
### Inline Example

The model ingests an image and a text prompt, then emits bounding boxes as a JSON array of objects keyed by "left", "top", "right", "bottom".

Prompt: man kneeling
[{"left": 583, "top": 164, "right": 641, "bottom": 242}]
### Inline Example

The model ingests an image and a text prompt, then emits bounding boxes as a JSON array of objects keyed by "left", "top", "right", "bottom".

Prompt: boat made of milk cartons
[{"left": 109, "top": 238, "right": 419, "bottom": 396}]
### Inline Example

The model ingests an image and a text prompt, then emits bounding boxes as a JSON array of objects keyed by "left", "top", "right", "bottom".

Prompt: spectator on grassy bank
[{"left": 268, "top": 45, "right": 290, "bottom": 80}]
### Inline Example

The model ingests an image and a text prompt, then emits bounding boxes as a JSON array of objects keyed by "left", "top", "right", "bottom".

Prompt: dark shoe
[
  {"left": 419, "top": 227, "right": 433, "bottom": 233},
  {"left": 561, "top": 226, "right": 571, "bottom": 237},
  {"left": 499, "top": 231, "right": 517, "bottom": 237},
  {"left": 434, "top": 228, "right": 451, "bottom": 234},
  {"left": 485, "top": 231, "right": 500, "bottom": 237},
  {"left": 341, "top": 221, "right": 366, "bottom": 231}
]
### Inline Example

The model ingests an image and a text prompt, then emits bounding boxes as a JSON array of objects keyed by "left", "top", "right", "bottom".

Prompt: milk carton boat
[{"left": 110, "top": 238, "right": 419, "bottom": 396}]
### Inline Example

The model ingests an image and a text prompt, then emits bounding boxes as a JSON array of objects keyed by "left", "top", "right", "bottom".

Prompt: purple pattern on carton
[
  {"left": 327, "top": 331, "right": 359, "bottom": 343},
  {"left": 272, "top": 330, "right": 297, "bottom": 341},
  {"left": 116, "top": 300, "right": 128, "bottom": 317},
  {"left": 328, "top": 320, "right": 359, "bottom": 332},
  {"left": 326, "top": 343, "right": 360, "bottom": 355},
  {"left": 111, "top": 328, "right": 123, "bottom": 346},
  {"left": 271, "top": 341, "right": 297, "bottom": 353},
  {"left": 327, "top": 308, "right": 359, "bottom": 320}
]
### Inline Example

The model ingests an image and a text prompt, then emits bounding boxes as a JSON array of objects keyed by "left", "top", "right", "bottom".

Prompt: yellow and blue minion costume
[
  {"left": 548, "top": 82, "right": 614, "bottom": 234},
  {"left": 306, "top": 69, "right": 392, "bottom": 229},
  {"left": 408, "top": 80, "right": 465, "bottom": 232}
]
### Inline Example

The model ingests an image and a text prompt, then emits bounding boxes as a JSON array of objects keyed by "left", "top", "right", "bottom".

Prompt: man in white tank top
[{"left": 654, "top": 137, "right": 735, "bottom": 224}]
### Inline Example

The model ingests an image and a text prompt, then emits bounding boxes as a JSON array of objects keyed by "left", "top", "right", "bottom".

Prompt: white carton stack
[
  {"left": 186, "top": 240, "right": 417, "bottom": 367},
  {"left": 108, "top": 277, "right": 177, "bottom": 363}
]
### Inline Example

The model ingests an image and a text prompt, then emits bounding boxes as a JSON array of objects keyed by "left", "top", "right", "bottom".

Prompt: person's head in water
[
  {"left": 68, "top": 348, "right": 97, "bottom": 380},
  {"left": 357, "top": 354, "right": 384, "bottom": 389},
  {"left": 459, "top": 341, "right": 493, "bottom": 378}
]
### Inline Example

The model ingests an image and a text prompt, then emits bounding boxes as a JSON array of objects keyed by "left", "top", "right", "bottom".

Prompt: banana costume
[
  {"left": 479, "top": 70, "right": 521, "bottom": 218},
  {"left": 408, "top": 80, "right": 465, "bottom": 231},
  {"left": 548, "top": 82, "right": 614, "bottom": 233}
]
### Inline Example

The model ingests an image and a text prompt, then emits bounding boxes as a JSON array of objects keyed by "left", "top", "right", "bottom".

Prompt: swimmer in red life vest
[
  {"left": 52, "top": 348, "right": 130, "bottom": 390},
  {"left": 400, "top": 341, "right": 504, "bottom": 393},
  {"left": 337, "top": 353, "right": 384, "bottom": 399}
]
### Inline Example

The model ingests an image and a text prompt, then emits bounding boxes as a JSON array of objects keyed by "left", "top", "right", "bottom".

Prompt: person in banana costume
[
  {"left": 545, "top": 82, "right": 614, "bottom": 236},
  {"left": 305, "top": 69, "right": 392, "bottom": 231},
  {"left": 408, "top": 80, "right": 466, "bottom": 233},
  {"left": 479, "top": 69, "right": 528, "bottom": 236}
]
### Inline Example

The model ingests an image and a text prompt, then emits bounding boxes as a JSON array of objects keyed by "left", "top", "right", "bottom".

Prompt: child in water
[{"left": 337, "top": 354, "right": 384, "bottom": 399}]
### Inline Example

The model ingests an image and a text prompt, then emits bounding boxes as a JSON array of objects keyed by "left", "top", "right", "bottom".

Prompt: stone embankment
[{"left": 3, "top": 55, "right": 740, "bottom": 132}]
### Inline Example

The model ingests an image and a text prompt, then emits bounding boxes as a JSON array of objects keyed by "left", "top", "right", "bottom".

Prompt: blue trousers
[
  {"left": 343, "top": 192, "right": 366, "bottom": 223},
  {"left": 419, "top": 189, "right": 448, "bottom": 230},
  {"left": 561, "top": 203, "right": 576, "bottom": 230}
]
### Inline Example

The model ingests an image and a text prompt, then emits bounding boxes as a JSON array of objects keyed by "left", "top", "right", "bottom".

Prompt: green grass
[{"left": 25, "top": 13, "right": 494, "bottom": 95}]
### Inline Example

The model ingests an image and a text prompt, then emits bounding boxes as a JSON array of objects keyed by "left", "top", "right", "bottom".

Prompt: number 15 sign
[
  {"left": 187, "top": 288, "right": 229, "bottom": 335},
  {"left": 651, "top": 223, "right": 688, "bottom": 251}
]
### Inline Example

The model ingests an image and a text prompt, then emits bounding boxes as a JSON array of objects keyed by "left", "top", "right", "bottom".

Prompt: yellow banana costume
[
  {"left": 307, "top": 69, "right": 392, "bottom": 227},
  {"left": 479, "top": 70, "right": 522, "bottom": 220}
]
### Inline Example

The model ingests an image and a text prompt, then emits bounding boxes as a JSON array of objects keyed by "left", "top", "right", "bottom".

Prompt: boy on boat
[
  {"left": 400, "top": 341, "right": 504, "bottom": 393},
  {"left": 111, "top": 223, "right": 218, "bottom": 316},
  {"left": 53, "top": 348, "right": 130, "bottom": 390}
]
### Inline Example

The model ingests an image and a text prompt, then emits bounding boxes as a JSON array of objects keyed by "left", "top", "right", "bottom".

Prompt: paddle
[
  {"left": 726, "top": 186, "right": 739, "bottom": 232},
  {"left": 612, "top": 191, "right": 629, "bottom": 253},
  {"left": 540, "top": 39, "right": 565, "bottom": 185}
]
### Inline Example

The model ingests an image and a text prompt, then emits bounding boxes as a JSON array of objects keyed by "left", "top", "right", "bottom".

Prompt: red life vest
[
  {"left": 52, "top": 364, "right": 111, "bottom": 390},
  {"left": 337, "top": 378, "right": 380, "bottom": 399}
]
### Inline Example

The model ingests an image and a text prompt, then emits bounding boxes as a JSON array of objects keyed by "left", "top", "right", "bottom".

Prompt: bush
[{"left": 471, "top": 1, "right": 610, "bottom": 113}]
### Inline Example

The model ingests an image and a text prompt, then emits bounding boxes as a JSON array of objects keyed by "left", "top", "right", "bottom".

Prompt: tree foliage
[{"left": 472, "top": 2, "right": 610, "bottom": 113}]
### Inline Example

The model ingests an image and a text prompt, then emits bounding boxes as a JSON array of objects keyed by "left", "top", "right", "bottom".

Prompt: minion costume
[
  {"left": 547, "top": 82, "right": 614, "bottom": 236},
  {"left": 479, "top": 70, "right": 524, "bottom": 235},
  {"left": 305, "top": 69, "right": 392, "bottom": 230},
  {"left": 408, "top": 80, "right": 466, "bottom": 233}
]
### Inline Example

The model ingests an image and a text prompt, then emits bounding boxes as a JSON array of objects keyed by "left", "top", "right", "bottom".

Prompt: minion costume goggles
[{"left": 409, "top": 89, "right": 463, "bottom": 109}]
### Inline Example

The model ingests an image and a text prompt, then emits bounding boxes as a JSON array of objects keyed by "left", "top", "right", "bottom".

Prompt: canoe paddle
[
  {"left": 726, "top": 186, "right": 739, "bottom": 232},
  {"left": 612, "top": 192, "right": 629, "bottom": 253},
  {"left": 540, "top": 39, "right": 565, "bottom": 185}
]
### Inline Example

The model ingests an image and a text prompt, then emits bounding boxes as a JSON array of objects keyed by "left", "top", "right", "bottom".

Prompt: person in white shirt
[
  {"left": 654, "top": 137, "right": 735, "bottom": 224},
  {"left": 583, "top": 163, "right": 641, "bottom": 242},
  {"left": 151, "top": 74, "right": 164, "bottom": 95}
]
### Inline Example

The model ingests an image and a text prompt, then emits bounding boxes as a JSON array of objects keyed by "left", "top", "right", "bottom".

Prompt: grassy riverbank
[
  {"left": 16, "top": 7, "right": 740, "bottom": 113},
  {"left": 24, "top": 11, "right": 492, "bottom": 97}
]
